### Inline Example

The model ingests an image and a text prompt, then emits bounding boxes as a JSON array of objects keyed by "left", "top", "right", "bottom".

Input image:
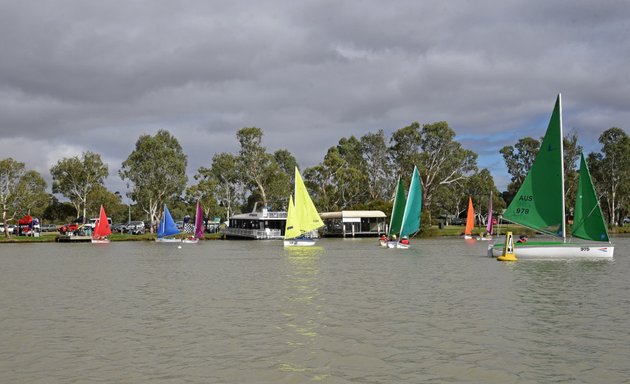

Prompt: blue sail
[{"left": 157, "top": 204, "right": 180, "bottom": 237}]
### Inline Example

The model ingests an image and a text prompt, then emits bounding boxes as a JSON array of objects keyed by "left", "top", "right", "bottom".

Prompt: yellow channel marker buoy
[{"left": 497, "top": 231, "right": 517, "bottom": 261}]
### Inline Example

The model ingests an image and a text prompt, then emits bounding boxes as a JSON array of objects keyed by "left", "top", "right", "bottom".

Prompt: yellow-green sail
[
  {"left": 572, "top": 153, "right": 609, "bottom": 242},
  {"left": 502, "top": 94, "right": 565, "bottom": 237},
  {"left": 285, "top": 167, "right": 323, "bottom": 239},
  {"left": 284, "top": 195, "right": 301, "bottom": 239}
]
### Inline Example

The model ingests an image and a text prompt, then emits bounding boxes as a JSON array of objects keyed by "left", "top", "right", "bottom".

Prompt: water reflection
[{"left": 278, "top": 246, "right": 328, "bottom": 380}]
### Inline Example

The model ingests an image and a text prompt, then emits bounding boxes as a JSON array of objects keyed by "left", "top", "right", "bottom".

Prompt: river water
[{"left": 1, "top": 237, "right": 629, "bottom": 383}]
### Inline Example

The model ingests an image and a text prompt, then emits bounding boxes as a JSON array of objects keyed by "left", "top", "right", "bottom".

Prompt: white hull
[
  {"left": 386, "top": 241, "right": 409, "bottom": 249},
  {"left": 379, "top": 239, "right": 387, "bottom": 247},
  {"left": 476, "top": 236, "right": 493, "bottom": 241},
  {"left": 489, "top": 242, "right": 614, "bottom": 259},
  {"left": 463, "top": 235, "right": 474, "bottom": 240},
  {"left": 156, "top": 237, "right": 181, "bottom": 243},
  {"left": 181, "top": 238, "right": 199, "bottom": 244},
  {"left": 91, "top": 238, "right": 110, "bottom": 244},
  {"left": 284, "top": 238, "right": 316, "bottom": 247}
]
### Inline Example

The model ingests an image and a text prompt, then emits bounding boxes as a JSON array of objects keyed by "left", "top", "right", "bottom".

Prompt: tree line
[{"left": 1, "top": 123, "right": 629, "bottom": 237}]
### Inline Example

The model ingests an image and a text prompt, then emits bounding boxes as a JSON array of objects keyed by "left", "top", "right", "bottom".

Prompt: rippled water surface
[{"left": 1, "top": 237, "right": 630, "bottom": 383}]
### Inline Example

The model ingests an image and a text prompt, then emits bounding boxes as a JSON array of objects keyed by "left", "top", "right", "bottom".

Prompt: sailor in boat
[
  {"left": 400, "top": 236, "right": 409, "bottom": 246},
  {"left": 516, "top": 235, "right": 528, "bottom": 243}
]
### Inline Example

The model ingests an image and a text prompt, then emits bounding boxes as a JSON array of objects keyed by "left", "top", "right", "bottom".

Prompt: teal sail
[
  {"left": 502, "top": 94, "right": 565, "bottom": 238},
  {"left": 388, "top": 177, "right": 406, "bottom": 238},
  {"left": 572, "top": 153, "right": 609, "bottom": 242},
  {"left": 400, "top": 166, "right": 422, "bottom": 238},
  {"left": 157, "top": 204, "right": 180, "bottom": 237}
]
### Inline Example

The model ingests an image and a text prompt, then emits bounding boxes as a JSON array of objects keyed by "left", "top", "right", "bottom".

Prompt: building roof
[{"left": 320, "top": 210, "right": 386, "bottom": 219}]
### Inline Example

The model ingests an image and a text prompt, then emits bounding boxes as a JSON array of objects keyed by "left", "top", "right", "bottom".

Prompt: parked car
[
  {"left": 87, "top": 217, "right": 112, "bottom": 229},
  {"left": 40, "top": 224, "right": 58, "bottom": 232},
  {"left": 3, "top": 224, "right": 15, "bottom": 234},
  {"left": 124, "top": 221, "right": 145, "bottom": 235},
  {"left": 111, "top": 223, "right": 125, "bottom": 233}
]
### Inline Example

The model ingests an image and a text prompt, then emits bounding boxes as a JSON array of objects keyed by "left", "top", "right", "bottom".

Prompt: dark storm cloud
[{"left": 1, "top": 0, "right": 629, "bottom": 192}]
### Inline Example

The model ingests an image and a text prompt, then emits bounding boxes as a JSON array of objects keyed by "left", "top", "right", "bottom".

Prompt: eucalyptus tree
[
  {"left": 50, "top": 151, "right": 108, "bottom": 223},
  {"left": 14, "top": 170, "right": 49, "bottom": 218},
  {"left": 119, "top": 129, "right": 187, "bottom": 232},
  {"left": 86, "top": 185, "right": 127, "bottom": 222},
  {"left": 417, "top": 121, "right": 478, "bottom": 222},
  {"left": 360, "top": 130, "right": 394, "bottom": 201},
  {"left": 389, "top": 122, "right": 422, "bottom": 178},
  {"left": 587, "top": 127, "right": 630, "bottom": 226},
  {"left": 196, "top": 152, "right": 241, "bottom": 221},
  {"left": 0, "top": 158, "right": 48, "bottom": 236},
  {"left": 236, "top": 127, "right": 273, "bottom": 208},
  {"left": 500, "top": 137, "right": 540, "bottom": 195},
  {"left": 305, "top": 137, "right": 368, "bottom": 211}
]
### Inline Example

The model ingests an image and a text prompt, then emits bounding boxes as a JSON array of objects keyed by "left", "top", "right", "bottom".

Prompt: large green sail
[
  {"left": 388, "top": 177, "right": 406, "bottom": 237},
  {"left": 284, "top": 195, "right": 301, "bottom": 240},
  {"left": 293, "top": 167, "right": 324, "bottom": 234},
  {"left": 400, "top": 166, "right": 422, "bottom": 238},
  {"left": 572, "top": 153, "right": 609, "bottom": 242},
  {"left": 502, "top": 94, "right": 565, "bottom": 237}
]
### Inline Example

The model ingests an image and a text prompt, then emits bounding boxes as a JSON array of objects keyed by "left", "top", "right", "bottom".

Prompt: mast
[{"left": 559, "top": 93, "right": 566, "bottom": 242}]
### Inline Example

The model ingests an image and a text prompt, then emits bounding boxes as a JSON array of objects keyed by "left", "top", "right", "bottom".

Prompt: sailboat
[
  {"left": 463, "top": 196, "right": 475, "bottom": 239},
  {"left": 283, "top": 167, "right": 324, "bottom": 247},
  {"left": 380, "top": 177, "right": 406, "bottom": 247},
  {"left": 91, "top": 205, "right": 111, "bottom": 243},
  {"left": 490, "top": 94, "right": 614, "bottom": 259},
  {"left": 387, "top": 165, "right": 422, "bottom": 249},
  {"left": 156, "top": 204, "right": 181, "bottom": 243},
  {"left": 477, "top": 193, "right": 493, "bottom": 241},
  {"left": 182, "top": 200, "right": 204, "bottom": 244}
]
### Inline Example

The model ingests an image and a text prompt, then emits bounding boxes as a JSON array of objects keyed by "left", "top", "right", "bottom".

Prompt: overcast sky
[{"left": 1, "top": 0, "right": 629, "bottom": 196}]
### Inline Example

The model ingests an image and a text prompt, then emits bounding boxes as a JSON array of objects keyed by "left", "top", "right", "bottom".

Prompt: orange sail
[
  {"left": 94, "top": 205, "right": 111, "bottom": 239},
  {"left": 464, "top": 196, "right": 474, "bottom": 236}
]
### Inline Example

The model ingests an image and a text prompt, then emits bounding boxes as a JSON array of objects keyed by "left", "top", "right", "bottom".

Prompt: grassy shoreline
[{"left": 3, "top": 224, "right": 629, "bottom": 243}]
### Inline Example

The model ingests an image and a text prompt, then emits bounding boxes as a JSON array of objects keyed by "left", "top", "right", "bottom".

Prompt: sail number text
[{"left": 515, "top": 208, "right": 530, "bottom": 214}]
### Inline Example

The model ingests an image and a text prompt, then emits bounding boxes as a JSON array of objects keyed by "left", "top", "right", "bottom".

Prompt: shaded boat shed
[{"left": 320, "top": 210, "right": 387, "bottom": 238}]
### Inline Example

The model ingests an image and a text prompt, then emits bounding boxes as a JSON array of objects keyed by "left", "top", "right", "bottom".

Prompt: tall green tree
[
  {"left": 360, "top": 130, "right": 394, "bottom": 201},
  {"left": 500, "top": 137, "right": 540, "bottom": 195},
  {"left": 1, "top": 158, "right": 26, "bottom": 236},
  {"left": 417, "top": 121, "right": 478, "bottom": 222},
  {"left": 119, "top": 129, "right": 188, "bottom": 232},
  {"left": 50, "top": 151, "right": 108, "bottom": 223},
  {"left": 237, "top": 127, "right": 273, "bottom": 208},
  {"left": 389, "top": 122, "right": 422, "bottom": 177},
  {"left": 587, "top": 127, "right": 630, "bottom": 226},
  {"left": 86, "top": 186, "right": 127, "bottom": 222},
  {"left": 14, "top": 170, "right": 49, "bottom": 218},
  {"left": 306, "top": 137, "right": 367, "bottom": 211},
  {"left": 196, "top": 152, "right": 241, "bottom": 221}
]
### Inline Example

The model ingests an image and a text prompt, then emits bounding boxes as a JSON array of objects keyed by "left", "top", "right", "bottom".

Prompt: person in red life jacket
[
  {"left": 400, "top": 236, "right": 409, "bottom": 245},
  {"left": 517, "top": 235, "right": 528, "bottom": 243}
]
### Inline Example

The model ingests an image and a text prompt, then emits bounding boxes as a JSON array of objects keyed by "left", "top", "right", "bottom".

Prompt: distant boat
[
  {"left": 284, "top": 167, "right": 324, "bottom": 247},
  {"left": 182, "top": 200, "right": 204, "bottom": 244},
  {"left": 464, "top": 196, "right": 475, "bottom": 239},
  {"left": 91, "top": 205, "right": 111, "bottom": 244},
  {"left": 477, "top": 193, "right": 493, "bottom": 241},
  {"left": 381, "top": 177, "right": 406, "bottom": 247},
  {"left": 156, "top": 204, "right": 181, "bottom": 243},
  {"left": 490, "top": 94, "right": 614, "bottom": 259},
  {"left": 388, "top": 165, "right": 422, "bottom": 249}
]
